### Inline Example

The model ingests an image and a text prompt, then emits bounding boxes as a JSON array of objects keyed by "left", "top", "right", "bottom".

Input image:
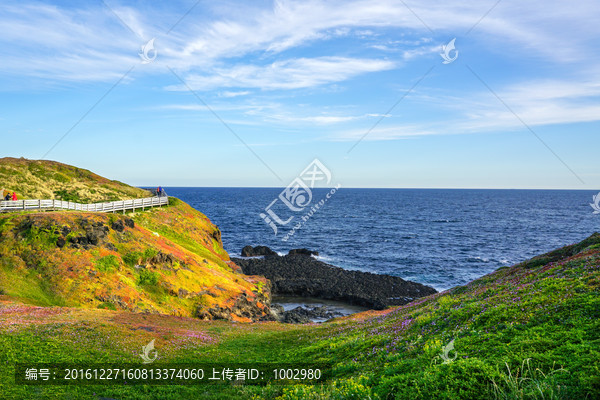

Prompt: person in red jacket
[{"left": 11, "top": 192, "right": 17, "bottom": 201}]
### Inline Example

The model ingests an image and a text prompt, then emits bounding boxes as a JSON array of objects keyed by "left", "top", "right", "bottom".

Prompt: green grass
[
  {"left": 491, "top": 359, "right": 570, "bottom": 400},
  {"left": 95, "top": 255, "right": 120, "bottom": 273},
  {"left": 122, "top": 249, "right": 160, "bottom": 267},
  {"left": 137, "top": 269, "right": 159, "bottom": 286},
  {"left": 53, "top": 189, "right": 83, "bottom": 202},
  {"left": 123, "top": 251, "right": 144, "bottom": 267},
  {"left": 1, "top": 234, "right": 599, "bottom": 399}
]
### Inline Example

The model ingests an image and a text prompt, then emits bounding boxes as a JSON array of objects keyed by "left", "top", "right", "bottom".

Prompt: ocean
[{"left": 164, "top": 188, "right": 599, "bottom": 292}]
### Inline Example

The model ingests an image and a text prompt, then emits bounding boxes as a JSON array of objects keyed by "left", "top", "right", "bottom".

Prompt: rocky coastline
[{"left": 232, "top": 246, "right": 437, "bottom": 321}]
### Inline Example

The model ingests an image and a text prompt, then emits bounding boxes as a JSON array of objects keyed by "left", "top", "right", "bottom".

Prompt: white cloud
[
  {"left": 264, "top": 114, "right": 359, "bottom": 124},
  {"left": 166, "top": 57, "right": 396, "bottom": 91},
  {"left": 159, "top": 103, "right": 278, "bottom": 113},
  {"left": 331, "top": 76, "right": 600, "bottom": 141},
  {"left": 2, "top": 0, "right": 599, "bottom": 87},
  {"left": 0, "top": 3, "right": 141, "bottom": 82},
  {"left": 160, "top": 102, "right": 371, "bottom": 125},
  {"left": 333, "top": 124, "right": 437, "bottom": 141},
  {"left": 219, "top": 91, "right": 251, "bottom": 98}
]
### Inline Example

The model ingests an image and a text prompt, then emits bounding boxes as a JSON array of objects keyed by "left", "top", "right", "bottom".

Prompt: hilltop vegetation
[{"left": 0, "top": 157, "right": 149, "bottom": 202}]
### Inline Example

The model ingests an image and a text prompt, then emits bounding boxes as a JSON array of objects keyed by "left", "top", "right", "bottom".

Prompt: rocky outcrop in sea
[{"left": 233, "top": 247, "right": 437, "bottom": 310}]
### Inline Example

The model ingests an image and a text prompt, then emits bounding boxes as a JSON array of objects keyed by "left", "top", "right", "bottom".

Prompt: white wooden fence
[{"left": 0, "top": 194, "right": 168, "bottom": 214}]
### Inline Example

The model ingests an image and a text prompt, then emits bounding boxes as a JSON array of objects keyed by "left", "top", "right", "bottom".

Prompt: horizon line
[{"left": 136, "top": 186, "right": 596, "bottom": 191}]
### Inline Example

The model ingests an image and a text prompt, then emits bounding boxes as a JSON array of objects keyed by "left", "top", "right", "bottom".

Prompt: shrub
[
  {"left": 122, "top": 251, "right": 143, "bottom": 267},
  {"left": 53, "top": 172, "right": 70, "bottom": 183},
  {"left": 20, "top": 223, "right": 59, "bottom": 249},
  {"left": 143, "top": 248, "right": 158, "bottom": 260},
  {"left": 123, "top": 249, "right": 157, "bottom": 267},
  {"left": 53, "top": 189, "right": 82, "bottom": 202},
  {"left": 95, "top": 255, "right": 119, "bottom": 273},
  {"left": 137, "top": 269, "right": 159, "bottom": 286}
]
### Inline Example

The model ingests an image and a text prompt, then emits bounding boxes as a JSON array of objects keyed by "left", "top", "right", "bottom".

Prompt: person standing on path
[{"left": 11, "top": 192, "right": 17, "bottom": 201}]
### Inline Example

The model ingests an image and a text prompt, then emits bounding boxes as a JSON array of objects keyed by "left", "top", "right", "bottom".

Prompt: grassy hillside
[
  {"left": 1, "top": 233, "right": 598, "bottom": 399},
  {"left": 0, "top": 159, "right": 271, "bottom": 323},
  {"left": 0, "top": 199, "right": 271, "bottom": 322},
  {"left": 0, "top": 157, "right": 150, "bottom": 202}
]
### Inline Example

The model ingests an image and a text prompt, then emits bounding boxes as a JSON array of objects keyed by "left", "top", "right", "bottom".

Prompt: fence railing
[{"left": 0, "top": 193, "right": 168, "bottom": 214}]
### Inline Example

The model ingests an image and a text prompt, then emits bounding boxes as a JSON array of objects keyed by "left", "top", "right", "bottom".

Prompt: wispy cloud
[
  {"left": 3, "top": 0, "right": 599, "bottom": 86},
  {"left": 0, "top": 3, "right": 140, "bottom": 82},
  {"left": 160, "top": 102, "right": 372, "bottom": 125},
  {"left": 166, "top": 57, "right": 396, "bottom": 91},
  {"left": 332, "top": 76, "right": 600, "bottom": 141},
  {"left": 219, "top": 91, "right": 251, "bottom": 98}
]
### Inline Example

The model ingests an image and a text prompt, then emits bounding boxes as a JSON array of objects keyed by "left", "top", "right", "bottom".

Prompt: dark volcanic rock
[
  {"left": 111, "top": 218, "right": 134, "bottom": 232},
  {"left": 282, "top": 308, "right": 312, "bottom": 324},
  {"left": 270, "top": 303, "right": 284, "bottom": 315},
  {"left": 278, "top": 305, "right": 344, "bottom": 324},
  {"left": 233, "top": 254, "right": 437, "bottom": 310},
  {"left": 111, "top": 219, "right": 125, "bottom": 232},
  {"left": 65, "top": 220, "right": 110, "bottom": 250},
  {"left": 241, "top": 245, "right": 277, "bottom": 257},
  {"left": 288, "top": 248, "right": 319, "bottom": 256}
]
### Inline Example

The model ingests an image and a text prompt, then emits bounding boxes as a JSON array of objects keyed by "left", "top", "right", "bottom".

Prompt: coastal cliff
[{"left": 0, "top": 158, "right": 272, "bottom": 322}]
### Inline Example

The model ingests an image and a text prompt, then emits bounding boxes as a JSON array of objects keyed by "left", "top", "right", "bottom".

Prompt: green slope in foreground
[{"left": 1, "top": 232, "right": 599, "bottom": 399}]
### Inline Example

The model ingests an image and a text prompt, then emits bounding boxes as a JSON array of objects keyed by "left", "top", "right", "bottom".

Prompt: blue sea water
[{"left": 164, "top": 188, "right": 599, "bottom": 291}]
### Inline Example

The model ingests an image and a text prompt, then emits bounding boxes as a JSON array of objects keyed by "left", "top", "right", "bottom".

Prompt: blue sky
[{"left": 1, "top": 0, "right": 599, "bottom": 188}]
